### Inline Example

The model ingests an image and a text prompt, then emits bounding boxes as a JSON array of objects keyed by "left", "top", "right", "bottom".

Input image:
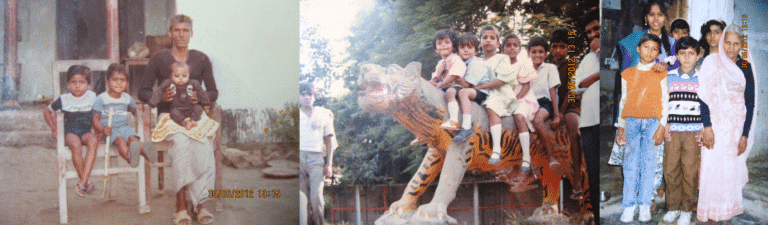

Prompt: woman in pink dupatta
[{"left": 696, "top": 24, "right": 758, "bottom": 223}]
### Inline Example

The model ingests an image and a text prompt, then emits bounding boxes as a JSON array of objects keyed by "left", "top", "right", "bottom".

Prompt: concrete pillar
[
  {"left": 473, "top": 183, "right": 479, "bottom": 225},
  {"left": 355, "top": 185, "right": 362, "bottom": 225},
  {"left": 106, "top": 0, "right": 119, "bottom": 63},
  {"left": 2, "top": 0, "right": 18, "bottom": 105}
]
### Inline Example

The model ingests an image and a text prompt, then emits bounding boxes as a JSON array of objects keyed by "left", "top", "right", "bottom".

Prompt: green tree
[
  {"left": 300, "top": 18, "right": 334, "bottom": 96},
  {"left": 322, "top": 0, "right": 597, "bottom": 185}
]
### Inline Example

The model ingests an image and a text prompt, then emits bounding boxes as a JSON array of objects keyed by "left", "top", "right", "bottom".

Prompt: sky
[
  {"left": 300, "top": 0, "right": 374, "bottom": 97},
  {"left": 177, "top": 0, "right": 299, "bottom": 110}
]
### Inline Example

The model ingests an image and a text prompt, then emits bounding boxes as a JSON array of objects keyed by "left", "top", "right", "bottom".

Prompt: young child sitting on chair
[
  {"left": 149, "top": 61, "right": 211, "bottom": 130},
  {"left": 92, "top": 63, "right": 157, "bottom": 168},
  {"left": 43, "top": 65, "right": 99, "bottom": 196}
]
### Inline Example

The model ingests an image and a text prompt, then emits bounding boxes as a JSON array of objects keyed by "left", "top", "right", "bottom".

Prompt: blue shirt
[{"left": 462, "top": 56, "right": 494, "bottom": 94}]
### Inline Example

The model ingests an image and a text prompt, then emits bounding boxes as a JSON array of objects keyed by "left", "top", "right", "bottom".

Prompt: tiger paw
[
  {"left": 413, "top": 203, "right": 458, "bottom": 225},
  {"left": 386, "top": 198, "right": 417, "bottom": 215}
]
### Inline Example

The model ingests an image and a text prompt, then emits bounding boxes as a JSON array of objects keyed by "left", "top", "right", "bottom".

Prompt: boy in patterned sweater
[{"left": 661, "top": 36, "right": 711, "bottom": 225}]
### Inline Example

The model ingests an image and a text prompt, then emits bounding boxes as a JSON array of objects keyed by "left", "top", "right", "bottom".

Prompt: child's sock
[
  {"left": 448, "top": 101, "right": 459, "bottom": 122},
  {"left": 491, "top": 124, "right": 502, "bottom": 154},
  {"left": 519, "top": 132, "right": 531, "bottom": 164},
  {"left": 461, "top": 114, "right": 472, "bottom": 130}
]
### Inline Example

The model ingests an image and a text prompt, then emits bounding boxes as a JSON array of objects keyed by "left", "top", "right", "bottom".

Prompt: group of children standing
[
  {"left": 43, "top": 62, "right": 209, "bottom": 197},
  {"left": 422, "top": 25, "right": 582, "bottom": 183},
  {"left": 615, "top": 4, "right": 715, "bottom": 223}
]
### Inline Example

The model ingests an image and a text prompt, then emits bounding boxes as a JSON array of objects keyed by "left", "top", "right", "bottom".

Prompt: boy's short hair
[
  {"left": 169, "top": 14, "right": 193, "bottom": 30},
  {"left": 300, "top": 83, "right": 316, "bottom": 95},
  {"left": 550, "top": 28, "right": 569, "bottom": 45},
  {"left": 456, "top": 33, "right": 480, "bottom": 52},
  {"left": 527, "top": 37, "right": 549, "bottom": 52},
  {"left": 501, "top": 34, "right": 520, "bottom": 51},
  {"left": 66, "top": 65, "right": 92, "bottom": 84},
  {"left": 171, "top": 61, "right": 189, "bottom": 73},
  {"left": 432, "top": 29, "right": 458, "bottom": 52},
  {"left": 478, "top": 26, "right": 500, "bottom": 40},
  {"left": 106, "top": 63, "right": 127, "bottom": 80},
  {"left": 670, "top": 18, "right": 689, "bottom": 33},
  {"left": 637, "top": 33, "right": 662, "bottom": 49},
  {"left": 675, "top": 36, "right": 700, "bottom": 54}
]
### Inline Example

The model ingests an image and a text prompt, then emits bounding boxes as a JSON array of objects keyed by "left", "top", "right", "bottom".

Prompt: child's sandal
[
  {"left": 129, "top": 142, "right": 141, "bottom": 168},
  {"left": 409, "top": 137, "right": 426, "bottom": 146},
  {"left": 75, "top": 183, "right": 87, "bottom": 197},
  {"left": 439, "top": 121, "right": 460, "bottom": 131},
  {"left": 85, "top": 181, "right": 96, "bottom": 194},
  {"left": 548, "top": 157, "right": 563, "bottom": 174}
]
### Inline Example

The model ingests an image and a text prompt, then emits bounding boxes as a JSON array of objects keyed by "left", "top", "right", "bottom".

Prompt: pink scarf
[
  {"left": 695, "top": 24, "right": 757, "bottom": 221},
  {"left": 697, "top": 27, "right": 746, "bottom": 104},
  {"left": 697, "top": 25, "right": 758, "bottom": 148}
]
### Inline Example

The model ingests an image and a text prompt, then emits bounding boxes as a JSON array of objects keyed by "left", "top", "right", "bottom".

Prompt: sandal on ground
[
  {"left": 173, "top": 210, "right": 192, "bottom": 225},
  {"left": 143, "top": 139, "right": 157, "bottom": 163},
  {"left": 75, "top": 183, "right": 87, "bottom": 197},
  {"left": 197, "top": 208, "right": 214, "bottom": 224},
  {"left": 129, "top": 142, "right": 141, "bottom": 168}
]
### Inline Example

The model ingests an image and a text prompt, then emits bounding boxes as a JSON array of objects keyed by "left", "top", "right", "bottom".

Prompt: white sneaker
[
  {"left": 677, "top": 211, "right": 692, "bottom": 225},
  {"left": 662, "top": 210, "right": 680, "bottom": 223},
  {"left": 620, "top": 205, "right": 636, "bottom": 223},
  {"left": 638, "top": 205, "right": 651, "bottom": 222}
]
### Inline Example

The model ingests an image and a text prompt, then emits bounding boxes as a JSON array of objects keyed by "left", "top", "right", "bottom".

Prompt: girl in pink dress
[{"left": 696, "top": 24, "right": 757, "bottom": 223}]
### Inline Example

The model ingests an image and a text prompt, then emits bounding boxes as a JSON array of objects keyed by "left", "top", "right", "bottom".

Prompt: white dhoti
[{"left": 168, "top": 132, "right": 216, "bottom": 210}]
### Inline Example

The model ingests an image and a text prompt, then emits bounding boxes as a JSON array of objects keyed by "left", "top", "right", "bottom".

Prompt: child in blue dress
[{"left": 92, "top": 64, "right": 157, "bottom": 168}]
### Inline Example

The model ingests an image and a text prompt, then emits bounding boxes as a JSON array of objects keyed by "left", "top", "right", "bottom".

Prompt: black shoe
[{"left": 452, "top": 128, "right": 474, "bottom": 142}]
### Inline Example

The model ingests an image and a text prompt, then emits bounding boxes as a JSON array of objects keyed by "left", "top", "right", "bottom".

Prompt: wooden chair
[
  {"left": 139, "top": 100, "right": 224, "bottom": 208},
  {"left": 53, "top": 60, "right": 150, "bottom": 224}
]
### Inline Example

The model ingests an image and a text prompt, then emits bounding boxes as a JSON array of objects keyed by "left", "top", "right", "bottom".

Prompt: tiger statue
[{"left": 357, "top": 62, "right": 593, "bottom": 224}]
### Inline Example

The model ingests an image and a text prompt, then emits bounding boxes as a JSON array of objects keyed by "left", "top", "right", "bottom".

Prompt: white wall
[
  {"left": 17, "top": 0, "right": 57, "bottom": 102},
  {"left": 734, "top": 0, "right": 767, "bottom": 156},
  {"left": 688, "top": 0, "right": 767, "bottom": 155},
  {"left": 144, "top": 0, "right": 174, "bottom": 36},
  {"left": 176, "top": 0, "right": 299, "bottom": 110},
  {"left": 3, "top": 0, "right": 173, "bottom": 101}
]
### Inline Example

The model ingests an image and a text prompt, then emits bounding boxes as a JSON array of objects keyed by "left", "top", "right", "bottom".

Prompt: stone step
[
  {"left": 0, "top": 130, "right": 55, "bottom": 148},
  {"left": 0, "top": 106, "right": 50, "bottom": 132}
]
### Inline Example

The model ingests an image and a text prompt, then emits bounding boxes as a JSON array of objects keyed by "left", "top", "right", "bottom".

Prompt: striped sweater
[{"left": 667, "top": 68, "right": 711, "bottom": 132}]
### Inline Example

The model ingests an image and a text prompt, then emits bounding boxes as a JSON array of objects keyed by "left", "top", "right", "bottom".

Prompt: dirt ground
[{"left": 0, "top": 146, "right": 299, "bottom": 225}]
